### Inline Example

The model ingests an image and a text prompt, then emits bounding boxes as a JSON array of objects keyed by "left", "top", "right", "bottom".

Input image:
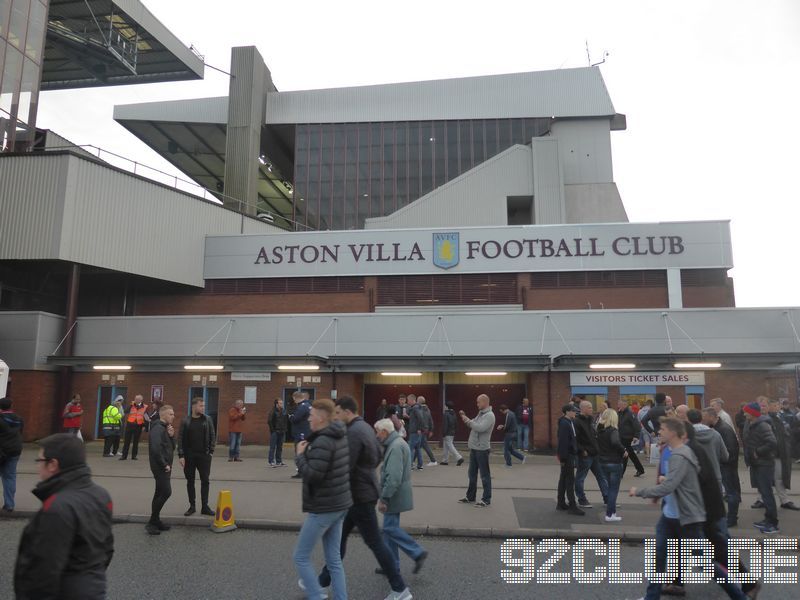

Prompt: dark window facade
[
  {"left": 377, "top": 273, "right": 518, "bottom": 306},
  {"left": 202, "top": 277, "right": 365, "bottom": 295},
  {"left": 531, "top": 270, "right": 668, "bottom": 288},
  {"left": 293, "top": 118, "right": 551, "bottom": 230}
]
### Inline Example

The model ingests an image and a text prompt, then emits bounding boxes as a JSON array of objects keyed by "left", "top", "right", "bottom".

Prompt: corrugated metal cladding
[
  {"left": 1, "top": 153, "right": 278, "bottom": 287},
  {"left": 114, "top": 96, "right": 228, "bottom": 125},
  {"left": 265, "top": 67, "right": 616, "bottom": 124},
  {"left": 532, "top": 138, "right": 565, "bottom": 224},
  {"left": 365, "top": 145, "right": 533, "bottom": 229},
  {"left": 0, "top": 154, "right": 67, "bottom": 259},
  {"left": 0, "top": 311, "right": 64, "bottom": 370}
]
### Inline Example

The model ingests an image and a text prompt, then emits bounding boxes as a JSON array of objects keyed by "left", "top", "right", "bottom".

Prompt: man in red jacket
[{"left": 62, "top": 395, "right": 83, "bottom": 440}]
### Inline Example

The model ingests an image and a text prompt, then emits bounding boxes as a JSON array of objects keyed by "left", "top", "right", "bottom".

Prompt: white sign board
[
  {"left": 571, "top": 371, "right": 706, "bottom": 386},
  {"left": 204, "top": 220, "right": 733, "bottom": 279},
  {"left": 231, "top": 372, "right": 272, "bottom": 381},
  {"left": 244, "top": 386, "right": 257, "bottom": 404}
]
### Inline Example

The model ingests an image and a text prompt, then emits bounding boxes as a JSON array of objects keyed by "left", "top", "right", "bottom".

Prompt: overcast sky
[{"left": 35, "top": 0, "right": 800, "bottom": 307}]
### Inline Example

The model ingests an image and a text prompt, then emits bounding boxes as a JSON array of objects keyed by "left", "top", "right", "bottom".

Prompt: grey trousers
[{"left": 441, "top": 436, "right": 463, "bottom": 463}]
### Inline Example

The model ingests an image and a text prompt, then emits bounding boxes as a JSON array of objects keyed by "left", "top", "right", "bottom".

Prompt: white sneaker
[
  {"left": 604, "top": 514, "right": 622, "bottom": 522},
  {"left": 297, "top": 578, "right": 328, "bottom": 599},
  {"left": 384, "top": 588, "right": 413, "bottom": 600},
  {"left": 427, "top": 461, "right": 438, "bottom": 466},
  {"left": 521, "top": 456, "right": 527, "bottom": 465}
]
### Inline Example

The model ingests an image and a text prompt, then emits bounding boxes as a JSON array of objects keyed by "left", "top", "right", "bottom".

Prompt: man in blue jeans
[
  {"left": 458, "top": 394, "right": 496, "bottom": 507},
  {"left": 374, "top": 417, "right": 427, "bottom": 590},
  {"left": 406, "top": 395, "right": 425, "bottom": 470},
  {"left": 0, "top": 397, "right": 24, "bottom": 512},
  {"left": 515, "top": 398, "right": 532, "bottom": 452},
  {"left": 497, "top": 405, "right": 525, "bottom": 467},
  {"left": 573, "top": 400, "right": 609, "bottom": 507},
  {"left": 743, "top": 401, "right": 779, "bottom": 533}
]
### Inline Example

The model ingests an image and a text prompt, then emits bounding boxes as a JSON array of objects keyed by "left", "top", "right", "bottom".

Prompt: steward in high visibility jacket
[
  {"left": 127, "top": 403, "right": 147, "bottom": 426},
  {"left": 102, "top": 404, "right": 122, "bottom": 427}
]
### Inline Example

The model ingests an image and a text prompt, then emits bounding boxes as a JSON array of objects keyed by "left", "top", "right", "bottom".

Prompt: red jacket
[
  {"left": 62, "top": 402, "right": 83, "bottom": 429},
  {"left": 228, "top": 407, "right": 246, "bottom": 433}
]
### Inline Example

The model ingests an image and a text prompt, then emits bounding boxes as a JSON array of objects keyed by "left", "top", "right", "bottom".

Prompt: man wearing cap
[
  {"left": 556, "top": 404, "right": 584, "bottom": 516},
  {"left": 743, "top": 400, "right": 779, "bottom": 533}
]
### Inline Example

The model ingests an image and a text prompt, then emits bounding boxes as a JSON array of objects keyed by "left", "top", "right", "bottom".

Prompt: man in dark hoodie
[
  {"left": 573, "top": 400, "right": 608, "bottom": 508},
  {"left": 556, "top": 404, "right": 584, "bottom": 516},
  {"left": 641, "top": 392, "right": 668, "bottom": 438},
  {"left": 0, "top": 396, "right": 24, "bottom": 512},
  {"left": 316, "top": 396, "right": 411, "bottom": 600},
  {"left": 14, "top": 434, "right": 114, "bottom": 600},
  {"left": 743, "top": 401, "right": 779, "bottom": 533},
  {"left": 440, "top": 401, "right": 463, "bottom": 466},
  {"left": 146, "top": 404, "right": 176, "bottom": 535},
  {"left": 703, "top": 407, "right": 741, "bottom": 527},
  {"left": 617, "top": 398, "right": 645, "bottom": 477}
]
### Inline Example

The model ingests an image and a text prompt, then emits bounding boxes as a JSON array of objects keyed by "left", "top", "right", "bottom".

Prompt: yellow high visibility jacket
[{"left": 102, "top": 404, "right": 122, "bottom": 425}]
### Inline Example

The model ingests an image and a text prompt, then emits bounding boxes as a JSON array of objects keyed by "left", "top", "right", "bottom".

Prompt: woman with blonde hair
[{"left": 596, "top": 408, "right": 627, "bottom": 522}]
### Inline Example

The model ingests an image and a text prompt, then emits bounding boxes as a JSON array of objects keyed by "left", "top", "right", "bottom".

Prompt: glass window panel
[
  {"left": 382, "top": 122, "right": 395, "bottom": 212},
  {"left": 307, "top": 179, "right": 320, "bottom": 230},
  {"left": 370, "top": 123, "right": 381, "bottom": 218},
  {"left": 446, "top": 121, "right": 459, "bottom": 180},
  {"left": 485, "top": 118, "right": 498, "bottom": 158},
  {"left": 8, "top": 0, "right": 28, "bottom": 49},
  {"left": 1, "top": 0, "right": 11, "bottom": 37},
  {"left": 459, "top": 120, "right": 471, "bottom": 172},
  {"left": 406, "top": 121, "right": 420, "bottom": 202},
  {"left": 472, "top": 120, "right": 485, "bottom": 166},
  {"left": 1, "top": 45, "right": 22, "bottom": 116},
  {"left": 25, "top": 0, "right": 45, "bottom": 61},
  {"left": 419, "top": 121, "right": 433, "bottom": 196},
  {"left": 432, "top": 121, "right": 445, "bottom": 188},
  {"left": 356, "top": 124, "right": 370, "bottom": 227},
  {"left": 511, "top": 118, "right": 525, "bottom": 145},
  {"left": 395, "top": 122, "right": 407, "bottom": 209},
  {"left": 17, "top": 55, "right": 36, "bottom": 124},
  {"left": 498, "top": 118, "right": 512, "bottom": 152},
  {"left": 333, "top": 126, "right": 346, "bottom": 164},
  {"left": 295, "top": 124, "right": 308, "bottom": 152}
]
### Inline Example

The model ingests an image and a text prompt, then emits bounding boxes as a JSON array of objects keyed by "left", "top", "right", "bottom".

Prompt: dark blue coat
[
  {"left": 290, "top": 400, "right": 312, "bottom": 441},
  {"left": 557, "top": 416, "right": 578, "bottom": 462}
]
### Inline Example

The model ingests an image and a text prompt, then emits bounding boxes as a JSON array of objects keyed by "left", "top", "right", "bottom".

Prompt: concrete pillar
[
  {"left": 223, "top": 47, "right": 275, "bottom": 215},
  {"left": 667, "top": 268, "right": 683, "bottom": 308}
]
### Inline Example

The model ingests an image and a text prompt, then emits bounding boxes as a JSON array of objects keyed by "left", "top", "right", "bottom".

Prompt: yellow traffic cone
[{"left": 210, "top": 489, "right": 237, "bottom": 533}]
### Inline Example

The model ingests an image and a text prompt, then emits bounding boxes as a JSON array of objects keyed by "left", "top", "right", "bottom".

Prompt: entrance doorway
[
  {"left": 95, "top": 385, "right": 127, "bottom": 440},
  {"left": 189, "top": 386, "right": 219, "bottom": 437}
]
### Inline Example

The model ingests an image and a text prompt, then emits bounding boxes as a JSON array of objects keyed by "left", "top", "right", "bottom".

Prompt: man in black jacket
[
  {"left": 316, "top": 396, "right": 411, "bottom": 599},
  {"left": 617, "top": 398, "right": 645, "bottom": 478},
  {"left": 641, "top": 392, "right": 668, "bottom": 438},
  {"left": 15, "top": 433, "right": 114, "bottom": 600},
  {"left": 703, "top": 407, "right": 741, "bottom": 527},
  {"left": 440, "top": 401, "right": 463, "bottom": 465},
  {"left": 177, "top": 397, "right": 216, "bottom": 516},
  {"left": 766, "top": 397, "right": 798, "bottom": 510},
  {"left": 0, "top": 396, "right": 24, "bottom": 512},
  {"left": 147, "top": 405, "right": 176, "bottom": 535},
  {"left": 556, "top": 404, "right": 584, "bottom": 516},
  {"left": 743, "top": 401, "right": 779, "bottom": 533},
  {"left": 573, "top": 400, "right": 609, "bottom": 508}
]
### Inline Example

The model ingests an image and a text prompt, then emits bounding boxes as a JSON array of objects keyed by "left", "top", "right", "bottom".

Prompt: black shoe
[
  {"left": 578, "top": 499, "right": 592, "bottom": 508},
  {"left": 201, "top": 506, "right": 215, "bottom": 516},
  {"left": 131, "top": 457, "right": 138, "bottom": 460},
  {"left": 413, "top": 550, "right": 428, "bottom": 574},
  {"left": 458, "top": 497, "right": 473, "bottom": 504},
  {"left": 662, "top": 583, "right": 686, "bottom": 596},
  {"left": 751, "top": 500, "right": 765, "bottom": 509},
  {"left": 145, "top": 524, "right": 161, "bottom": 535},
  {"left": 439, "top": 462, "right": 449, "bottom": 465},
  {"left": 753, "top": 520, "right": 767, "bottom": 528},
  {"left": 781, "top": 501, "right": 800, "bottom": 511},
  {"left": 556, "top": 503, "right": 569, "bottom": 511},
  {"left": 456, "top": 458, "right": 464, "bottom": 466},
  {"left": 118, "top": 457, "right": 127, "bottom": 461},
  {"left": 184, "top": 506, "right": 196, "bottom": 516},
  {"left": 567, "top": 506, "right": 585, "bottom": 516},
  {"left": 634, "top": 471, "right": 645, "bottom": 478},
  {"left": 157, "top": 521, "right": 171, "bottom": 531},
  {"left": 2, "top": 506, "right": 13, "bottom": 513}
]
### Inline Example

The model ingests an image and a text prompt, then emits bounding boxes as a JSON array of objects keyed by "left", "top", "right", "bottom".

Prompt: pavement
[{"left": 4, "top": 442, "right": 800, "bottom": 541}]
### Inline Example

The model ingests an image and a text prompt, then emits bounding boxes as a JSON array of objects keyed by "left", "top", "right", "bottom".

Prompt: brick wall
[
  {"left": 7, "top": 370, "right": 60, "bottom": 441},
  {"left": 525, "top": 287, "right": 669, "bottom": 310},
  {"left": 682, "top": 285, "right": 735, "bottom": 308}
]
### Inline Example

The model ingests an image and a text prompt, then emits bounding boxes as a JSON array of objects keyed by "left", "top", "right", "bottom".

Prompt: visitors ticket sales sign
[
  {"left": 570, "top": 372, "right": 706, "bottom": 386},
  {"left": 204, "top": 220, "right": 732, "bottom": 279}
]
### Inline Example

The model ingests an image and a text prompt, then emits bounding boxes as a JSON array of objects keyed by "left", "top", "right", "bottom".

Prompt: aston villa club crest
[{"left": 433, "top": 232, "right": 459, "bottom": 269}]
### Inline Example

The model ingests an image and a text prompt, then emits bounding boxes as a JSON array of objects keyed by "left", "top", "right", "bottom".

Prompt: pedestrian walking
[
  {"left": 374, "top": 418, "right": 428, "bottom": 578},
  {"left": 406, "top": 395, "right": 425, "bottom": 470},
  {"left": 417, "top": 397, "right": 437, "bottom": 466},
  {"left": 62, "top": 394, "right": 84, "bottom": 439},
  {"left": 458, "top": 394, "right": 495, "bottom": 507},
  {"left": 617, "top": 398, "right": 645, "bottom": 477},
  {"left": 596, "top": 408, "right": 625, "bottom": 521},
  {"left": 268, "top": 397, "right": 288, "bottom": 467},
  {"left": 574, "top": 400, "right": 609, "bottom": 508},
  {"left": 703, "top": 407, "right": 741, "bottom": 527},
  {"left": 294, "top": 399, "right": 352, "bottom": 600},
  {"left": 119, "top": 394, "right": 148, "bottom": 460},
  {"left": 14, "top": 434, "right": 114, "bottom": 600},
  {"left": 0, "top": 396, "right": 24, "bottom": 513},
  {"left": 555, "top": 403, "right": 584, "bottom": 516},
  {"left": 146, "top": 404, "right": 176, "bottom": 535},
  {"left": 641, "top": 392, "right": 668, "bottom": 438},
  {"left": 497, "top": 405, "right": 525, "bottom": 467},
  {"left": 101, "top": 397, "right": 123, "bottom": 457},
  {"left": 316, "top": 397, "right": 412, "bottom": 600},
  {"left": 376, "top": 399, "right": 390, "bottom": 422},
  {"left": 290, "top": 391, "right": 312, "bottom": 479},
  {"left": 228, "top": 399, "right": 246, "bottom": 462},
  {"left": 439, "top": 401, "right": 463, "bottom": 466},
  {"left": 177, "top": 397, "right": 216, "bottom": 517},
  {"left": 742, "top": 401, "right": 779, "bottom": 533},
  {"left": 515, "top": 398, "right": 532, "bottom": 453}
]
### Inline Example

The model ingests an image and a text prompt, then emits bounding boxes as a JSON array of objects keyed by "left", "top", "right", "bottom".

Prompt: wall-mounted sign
[
  {"left": 204, "top": 221, "right": 733, "bottom": 279},
  {"left": 570, "top": 371, "right": 706, "bottom": 386},
  {"left": 231, "top": 372, "right": 272, "bottom": 381}
]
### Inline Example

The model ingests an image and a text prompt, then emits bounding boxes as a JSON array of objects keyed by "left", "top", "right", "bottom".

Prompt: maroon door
[{"left": 444, "top": 384, "right": 527, "bottom": 442}]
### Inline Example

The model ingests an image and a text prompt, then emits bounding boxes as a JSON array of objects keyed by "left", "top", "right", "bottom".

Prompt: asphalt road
[{"left": 0, "top": 520, "right": 796, "bottom": 599}]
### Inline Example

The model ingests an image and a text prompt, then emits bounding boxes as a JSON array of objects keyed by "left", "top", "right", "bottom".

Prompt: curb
[{"left": 2, "top": 510, "right": 655, "bottom": 542}]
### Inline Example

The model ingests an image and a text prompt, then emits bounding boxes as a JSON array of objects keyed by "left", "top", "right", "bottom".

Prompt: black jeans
[
  {"left": 621, "top": 441, "right": 645, "bottom": 475},
  {"left": 103, "top": 435, "right": 120, "bottom": 455},
  {"left": 751, "top": 463, "right": 778, "bottom": 526},
  {"left": 557, "top": 455, "right": 577, "bottom": 507},
  {"left": 721, "top": 463, "right": 741, "bottom": 524},
  {"left": 150, "top": 469, "right": 172, "bottom": 524},
  {"left": 120, "top": 424, "right": 143, "bottom": 459},
  {"left": 466, "top": 449, "right": 492, "bottom": 503},
  {"left": 184, "top": 453, "right": 212, "bottom": 507},
  {"left": 318, "top": 502, "right": 406, "bottom": 593}
]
